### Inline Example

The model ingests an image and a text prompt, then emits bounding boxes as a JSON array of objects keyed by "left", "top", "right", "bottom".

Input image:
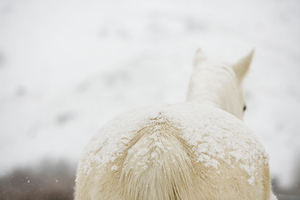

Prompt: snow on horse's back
[{"left": 75, "top": 49, "right": 277, "bottom": 200}]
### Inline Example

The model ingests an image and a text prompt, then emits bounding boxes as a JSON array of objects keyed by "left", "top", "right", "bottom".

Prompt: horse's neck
[
  {"left": 186, "top": 88, "right": 224, "bottom": 109},
  {"left": 186, "top": 68, "right": 239, "bottom": 116}
]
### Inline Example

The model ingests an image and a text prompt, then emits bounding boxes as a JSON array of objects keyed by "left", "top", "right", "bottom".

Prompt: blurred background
[{"left": 0, "top": 0, "right": 299, "bottom": 199}]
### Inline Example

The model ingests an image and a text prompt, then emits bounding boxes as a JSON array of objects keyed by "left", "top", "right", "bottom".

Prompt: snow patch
[{"left": 111, "top": 165, "right": 118, "bottom": 171}]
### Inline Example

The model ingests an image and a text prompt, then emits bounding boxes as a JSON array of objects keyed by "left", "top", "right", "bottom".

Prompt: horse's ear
[
  {"left": 233, "top": 49, "right": 255, "bottom": 80},
  {"left": 194, "top": 48, "right": 207, "bottom": 68}
]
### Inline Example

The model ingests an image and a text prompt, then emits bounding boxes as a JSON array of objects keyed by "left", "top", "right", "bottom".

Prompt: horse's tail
[{"left": 120, "top": 121, "right": 194, "bottom": 200}]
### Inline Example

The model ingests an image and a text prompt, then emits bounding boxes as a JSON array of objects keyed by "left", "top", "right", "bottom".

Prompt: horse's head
[{"left": 187, "top": 49, "right": 254, "bottom": 120}]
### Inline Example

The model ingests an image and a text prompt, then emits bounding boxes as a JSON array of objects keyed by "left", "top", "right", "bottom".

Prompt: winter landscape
[{"left": 0, "top": 0, "right": 299, "bottom": 199}]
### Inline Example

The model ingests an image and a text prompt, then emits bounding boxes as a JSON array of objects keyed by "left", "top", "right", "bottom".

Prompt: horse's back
[{"left": 75, "top": 102, "right": 271, "bottom": 200}]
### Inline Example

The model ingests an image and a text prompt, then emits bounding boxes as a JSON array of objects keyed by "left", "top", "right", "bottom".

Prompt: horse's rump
[{"left": 75, "top": 104, "right": 271, "bottom": 200}]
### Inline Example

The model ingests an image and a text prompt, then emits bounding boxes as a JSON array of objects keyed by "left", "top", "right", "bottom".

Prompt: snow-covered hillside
[{"left": 0, "top": 0, "right": 299, "bottom": 188}]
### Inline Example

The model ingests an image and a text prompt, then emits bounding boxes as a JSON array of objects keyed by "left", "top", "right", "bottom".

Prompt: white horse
[{"left": 75, "top": 49, "right": 277, "bottom": 200}]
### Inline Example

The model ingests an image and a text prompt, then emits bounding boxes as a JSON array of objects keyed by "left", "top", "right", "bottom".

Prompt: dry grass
[{"left": 0, "top": 159, "right": 76, "bottom": 200}]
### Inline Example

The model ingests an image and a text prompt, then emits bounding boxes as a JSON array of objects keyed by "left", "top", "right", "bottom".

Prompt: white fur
[{"left": 75, "top": 49, "right": 277, "bottom": 200}]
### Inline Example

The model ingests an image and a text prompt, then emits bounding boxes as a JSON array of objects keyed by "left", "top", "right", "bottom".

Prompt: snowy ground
[{"left": 0, "top": 0, "right": 299, "bottom": 189}]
